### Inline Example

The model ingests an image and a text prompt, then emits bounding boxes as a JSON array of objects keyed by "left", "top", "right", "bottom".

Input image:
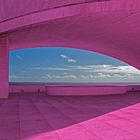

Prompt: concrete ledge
[
  {"left": 9, "top": 84, "right": 140, "bottom": 96},
  {"left": 9, "top": 85, "right": 46, "bottom": 93},
  {"left": 46, "top": 85, "right": 127, "bottom": 96}
]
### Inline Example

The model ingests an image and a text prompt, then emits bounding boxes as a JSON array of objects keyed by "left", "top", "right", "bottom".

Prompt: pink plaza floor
[{"left": 0, "top": 93, "right": 140, "bottom": 140}]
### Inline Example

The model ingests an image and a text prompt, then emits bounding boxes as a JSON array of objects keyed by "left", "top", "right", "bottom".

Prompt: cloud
[
  {"left": 9, "top": 75, "right": 19, "bottom": 79},
  {"left": 60, "top": 54, "right": 68, "bottom": 59},
  {"left": 63, "top": 72, "right": 68, "bottom": 75},
  {"left": 30, "top": 65, "right": 140, "bottom": 76},
  {"left": 15, "top": 55, "right": 23, "bottom": 60},
  {"left": 31, "top": 67, "right": 68, "bottom": 71},
  {"left": 67, "top": 58, "right": 77, "bottom": 63},
  {"left": 41, "top": 74, "right": 77, "bottom": 79},
  {"left": 20, "top": 64, "right": 140, "bottom": 82},
  {"left": 9, "top": 75, "right": 30, "bottom": 79},
  {"left": 68, "top": 65, "right": 140, "bottom": 74},
  {"left": 60, "top": 54, "right": 77, "bottom": 63}
]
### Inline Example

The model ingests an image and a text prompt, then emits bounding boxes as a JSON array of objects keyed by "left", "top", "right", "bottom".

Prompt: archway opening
[{"left": 9, "top": 47, "right": 140, "bottom": 85}]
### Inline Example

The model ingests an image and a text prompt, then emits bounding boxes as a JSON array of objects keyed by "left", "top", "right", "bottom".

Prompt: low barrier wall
[
  {"left": 46, "top": 85, "right": 127, "bottom": 96},
  {"left": 9, "top": 84, "right": 140, "bottom": 96},
  {"left": 9, "top": 85, "right": 46, "bottom": 93},
  {"left": 126, "top": 85, "right": 140, "bottom": 92}
]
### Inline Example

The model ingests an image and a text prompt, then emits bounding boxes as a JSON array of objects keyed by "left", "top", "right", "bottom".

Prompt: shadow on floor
[{"left": 0, "top": 92, "right": 140, "bottom": 140}]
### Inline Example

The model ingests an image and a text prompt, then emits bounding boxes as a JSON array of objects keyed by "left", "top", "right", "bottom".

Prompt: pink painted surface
[
  {"left": 0, "top": 0, "right": 140, "bottom": 97},
  {"left": 9, "top": 85, "right": 46, "bottom": 93},
  {"left": 46, "top": 85, "right": 127, "bottom": 96},
  {"left": 0, "top": 0, "right": 97, "bottom": 23},
  {"left": 0, "top": 93, "right": 140, "bottom": 140},
  {"left": 0, "top": 38, "right": 9, "bottom": 98},
  {"left": 9, "top": 85, "right": 140, "bottom": 95},
  {"left": 127, "top": 85, "right": 140, "bottom": 92},
  {"left": 0, "top": 0, "right": 140, "bottom": 69},
  {"left": 0, "top": 1, "right": 140, "bottom": 139}
]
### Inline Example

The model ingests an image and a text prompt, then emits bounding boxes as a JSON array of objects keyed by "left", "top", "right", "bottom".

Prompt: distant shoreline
[{"left": 9, "top": 82, "right": 140, "bottom": 86}]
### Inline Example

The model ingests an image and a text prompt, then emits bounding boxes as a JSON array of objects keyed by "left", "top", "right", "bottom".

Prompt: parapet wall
[
  {"left": 9, "top": 85, "right": 140, "bottom": 96},
  {"left": 9, "top": 85, "right": 46, "bottom": 93}
]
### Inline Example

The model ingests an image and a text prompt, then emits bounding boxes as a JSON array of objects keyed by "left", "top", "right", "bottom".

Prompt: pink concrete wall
[
  {"left": 0, "top": 0, "right": 140, "bottom": 70},
  {"left": 1, "top": 0, "right": 140, "bottom": 33},
  {"left": 0, "top": 0, "right": 94, "bottom": 23},
  {"left": 127, "top": 85, "right": 140, "bottom": 92},
  {"left": 9, "top": 85, "right": 46, "bottom": 93},
  {"left": 9, "top": 85, "right": 140, "bottom": 96},
  {"left": 46, "top": 85, "right": 127, "bottom": 96},
  {"left": 0, "top": 38, "right": 9, "bottom": 98},
  {"left": 1, "top": 0, "right": 139, "bottom": 69}
]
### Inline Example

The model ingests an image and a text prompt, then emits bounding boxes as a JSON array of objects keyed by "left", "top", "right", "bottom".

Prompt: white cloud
[
  {"left": 41, "top": 74, "right": 77, "bottom": 79},
  {"left": 63, "top": 72, "right": 68, "bottom": 75},
  {"left": 25, "top": 64, "right": 140, "bottom": 82},
  {"left": 68, "top": 65, "right": 140, "bottom": 75},
  {"left": 67, "top": 58, "right": 77, "bottom": 63},
  {"left": 60, "top": 54, "right": 77, "bottom": 63},
  {"left": 9, "top": 75, "right": 19, "bottom": 79},
  {"left": 31, "top": 67, "right": 68, "bottom": 71},
  {"left": 15, "top": 55, "right": 23, "bottom": 60},
  {"left": 80, "top": 74, "right": 95, "bottom": 79},
  {"left": 9, "top": 75, "right": 30, "bottom": 79},
  {"left": 30, "top": 65, "right": 140, "bottom": 76},
  {"left": 63, "top": 75, "right": 77, "bottom": 79},
  {"left": 60, "top": 54, "right": 68, "bottom": 59}
]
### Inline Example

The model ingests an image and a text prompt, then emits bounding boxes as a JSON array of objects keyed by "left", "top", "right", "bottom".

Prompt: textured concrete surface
[
  {"left": 9, "top": 84, "right": 128, "bottom": 95},
  {"left": 0, "top": 38, "right": 9, "bottom": 98},
  {"left": 1, "top": 0, "right": 140, "bottom": 98},
  {"left": 0, "top": 93, "right": 140, "bottom": 140},
  {"left": 0, "top": 0, "right": 140, "bottom": 69}
]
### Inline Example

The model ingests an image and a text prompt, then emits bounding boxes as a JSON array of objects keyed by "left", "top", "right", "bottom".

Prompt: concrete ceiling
[{"left": 0, "top": 0, "right": 140, "bottom": 69}]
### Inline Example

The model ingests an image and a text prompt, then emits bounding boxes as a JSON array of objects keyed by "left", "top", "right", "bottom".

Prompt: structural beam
[{"left": 0, "top": 38, "right": 9, "bottom": 98}]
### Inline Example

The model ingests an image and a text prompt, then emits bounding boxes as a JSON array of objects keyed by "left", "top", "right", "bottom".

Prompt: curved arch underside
[{"left": 1, "top": 0, "right": 140, "bottom": 69}]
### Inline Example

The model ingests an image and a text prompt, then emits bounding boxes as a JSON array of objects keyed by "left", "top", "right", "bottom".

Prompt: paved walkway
[{"left": 0, "top": 93, "right": 140, "bottom": 140}]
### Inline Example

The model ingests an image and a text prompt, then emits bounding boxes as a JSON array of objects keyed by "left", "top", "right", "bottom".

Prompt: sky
[{"left": 9, "top": 47, "right": 140, "bottom": 83}]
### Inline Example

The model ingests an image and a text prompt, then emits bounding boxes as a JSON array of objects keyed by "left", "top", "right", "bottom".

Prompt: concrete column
[{"left": 0, "top": 37, "right": 9, "bottom": 98}]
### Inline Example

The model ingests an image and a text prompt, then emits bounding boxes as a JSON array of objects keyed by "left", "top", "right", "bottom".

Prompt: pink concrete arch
[
  {"left": 0, "top": 0, "right": 139, "bottom": 70},
  {"left": 8, "top": 19, "right": 140, "bottom": 69},
  {"left": 1, "top": 0, "right": 140, "bottom": 33}
]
